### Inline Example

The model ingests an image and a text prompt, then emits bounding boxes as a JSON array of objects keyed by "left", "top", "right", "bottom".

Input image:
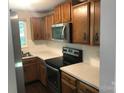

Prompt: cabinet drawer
[
  {"left": 78, "top": 81, "right": 99, "bottom": 93},
  {"left": 61, "top": 72, "right": 76, "bottom": 86}
]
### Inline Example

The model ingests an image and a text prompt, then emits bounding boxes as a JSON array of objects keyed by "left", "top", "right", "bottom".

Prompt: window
[{"left": 18, "top": 20, "right": 27, "bottom": 47}]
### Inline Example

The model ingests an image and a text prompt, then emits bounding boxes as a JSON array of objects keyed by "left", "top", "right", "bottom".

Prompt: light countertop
[
  {"left": 30, "top": 51, "right": 62, "bottom": 60},
  {"left": 60, "top": 63, "right": 99, "bottom": 89},
  {"left": 22, "top": 45, "right": 63, "bottom": 60},
  {"left": 21, "top": 55, "right": 37, "bottom": 60}
]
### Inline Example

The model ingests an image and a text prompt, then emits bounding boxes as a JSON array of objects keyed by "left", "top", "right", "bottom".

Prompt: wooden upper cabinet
[
  {"left": 54, "top": 5, "right": 62, "bottom": 24},
  {"left": 61, "top": 2, "right": 72, "bottom": 23},
  {"left": 30, "top": 17, "right": 45, "bottom": 40},
  {"left": 45, "top": 14, "right": 53, "bottom": 40},
  {"left": 72, "top": 3, "right": 90, "bottom": 44},
  {"left": 91, "top": 0, "right": 100, "bottom": 45},
  {"left": 41, "top": 17, "right": 46, "bottom": 40},
  {"left": 53, "top": 1, "right": 72, "bottom": 24}
]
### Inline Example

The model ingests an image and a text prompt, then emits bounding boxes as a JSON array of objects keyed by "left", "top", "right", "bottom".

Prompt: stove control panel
[{"left": 63, "top": 47, "right": 83, "bottom": 57}]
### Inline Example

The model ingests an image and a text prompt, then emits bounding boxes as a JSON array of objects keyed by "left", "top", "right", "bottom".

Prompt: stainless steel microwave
[{"left": 51, "top": 23, "right": 72, "bottom": 43}]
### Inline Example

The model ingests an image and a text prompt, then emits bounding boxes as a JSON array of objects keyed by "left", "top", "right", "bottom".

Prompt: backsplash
[
  {"left": 47, "top": 41, "right": 100, "bottom": 67},
  {"left": 22, "top": 40, "right": 100, "bottom": 67}
]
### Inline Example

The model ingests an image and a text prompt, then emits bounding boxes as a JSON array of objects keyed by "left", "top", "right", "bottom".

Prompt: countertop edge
[{"left": 60, "top": 67, "right": 99, "bottom": 90}]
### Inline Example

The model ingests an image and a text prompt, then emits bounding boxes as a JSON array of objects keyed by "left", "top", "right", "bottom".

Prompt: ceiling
[{"left": 9, "top": 0, "right": 65, "bottom": 12}]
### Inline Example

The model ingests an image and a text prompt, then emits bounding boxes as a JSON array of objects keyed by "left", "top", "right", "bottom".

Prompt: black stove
[
  {"left": 46, "top": 47, "right": 83, "bottom": 69},
  {"left": 45, "top": 57, "right": 63, "bottom": 69},
  {"left": 45, "top": 47, "right": 83, "bottom": 93}
]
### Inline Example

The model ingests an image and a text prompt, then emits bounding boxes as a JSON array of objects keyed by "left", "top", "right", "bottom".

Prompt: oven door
[{"left": 46, "top": 64, "right": 61, "bottom": 93}]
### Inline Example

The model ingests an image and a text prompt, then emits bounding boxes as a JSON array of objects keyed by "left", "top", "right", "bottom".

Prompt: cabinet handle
[
  {"left": 85, "top": 88, "right": 93, "bottom": 93},
  {"left": 83, "top": 32, "right": 87, "bottom": 41},
  {"left": 94, "top": 33, "right": 99, "bottom": 42},
  {"left": 81, "top": 89, "right": 86, "bottom": 93},
  {"left": 37, "top": 34, "right": 39, "bottom": 39}
]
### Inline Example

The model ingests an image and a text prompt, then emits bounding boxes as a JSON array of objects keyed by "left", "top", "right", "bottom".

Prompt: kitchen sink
[{"left": 21, "top": 51, "right": 32, "bottom": 57}]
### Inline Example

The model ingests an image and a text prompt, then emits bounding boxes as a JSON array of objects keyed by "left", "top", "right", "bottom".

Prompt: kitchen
[{"left": 9, "top": 0, "right": 100, "bottom": 93}]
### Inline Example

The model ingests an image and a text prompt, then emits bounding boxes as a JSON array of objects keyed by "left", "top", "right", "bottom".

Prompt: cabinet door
[
  {"left": 45, "top": 15, "right": 53, "bottom": 40},
  {"left": 94, "top": 0, "right": 100, "bottom": 45},
  {"left": 61, "top": 2, "right": 72, "bottom": 22},
  {"left": 90, "top": 0, "right": 100, "bottom": 45},
  {"left": 61, "top": 72, "right": 77, "bottom": 93},
  {"left": 72, "top": 3, "right": 90, "bottom": 44},
  {"left": 54, "top": 5, "right": 62, "bottom": 24},
  {"left": 39, "top": 64, "right": 47, "bottom": 86},
  {"left": 40, "top": 17, "right": 46, "bottom": 40},
  {"left": 30, "top": 17, "right": 44, "bottom": 40},
  {"left": 23, "top": 63, "right": 38, "bottom": 83},
  {"left": 77, "top": 81, "right": 99, "bottom": 93},
  {"left": 62, "top": 79, "right": 77, "bottom": 93}
]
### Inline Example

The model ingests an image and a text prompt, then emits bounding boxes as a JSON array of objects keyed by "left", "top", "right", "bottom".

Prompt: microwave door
[
  {"left": 61, "top": 25, "right": 66, "bottom": 39},
  {"left": 52, "top": 26, "right": 63, "bottom": 40}
]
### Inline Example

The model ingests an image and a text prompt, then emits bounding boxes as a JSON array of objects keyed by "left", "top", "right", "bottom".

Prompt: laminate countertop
[
  {"left": 29, "top": 51, "right": 62, "bottom": 60},
  {"left": 60, "top": 63, "right": 99, "bottom": 89}
]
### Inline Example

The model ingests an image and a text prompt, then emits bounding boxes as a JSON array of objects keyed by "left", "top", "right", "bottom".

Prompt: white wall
[{"left": 100, "top": 0, "right": 116, "bottom": 93}]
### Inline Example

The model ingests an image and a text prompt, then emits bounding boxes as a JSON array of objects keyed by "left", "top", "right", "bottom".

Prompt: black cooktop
[
  {"left": 45, "top": 57, "right": 81, "bottom": 69},
  {"left": 45, "top": 56, "right": 71, "bottom": 69}
]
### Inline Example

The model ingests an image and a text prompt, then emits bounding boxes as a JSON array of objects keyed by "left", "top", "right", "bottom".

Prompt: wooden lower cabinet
[
  {"left": 38, "top": 63, "right": 47, "bottom": 86},
  {"left": 23, "top": 57, "right": 39, "bottom": 83},
  {"left": 62, "top": 79, "right": 77, "bottom": 93},
  {"left": 22, "top": 57, "right": 47, "bottom": 86},
  {"left": 61, "top": 72, "right": 77, "bottom": 93},
  {"left": 23, "top": 63, "right": 38, "bottom": 83},
  {"left": 61, "top": 71, "right": 99, "bottom": 93},
  {"left": 77, "top": 82, "right": 99, "bottom": 93}
]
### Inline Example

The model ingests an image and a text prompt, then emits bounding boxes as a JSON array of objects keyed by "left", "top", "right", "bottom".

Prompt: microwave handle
[{"left": 61, "top": 25, "right": 66, "bottom": 38}]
